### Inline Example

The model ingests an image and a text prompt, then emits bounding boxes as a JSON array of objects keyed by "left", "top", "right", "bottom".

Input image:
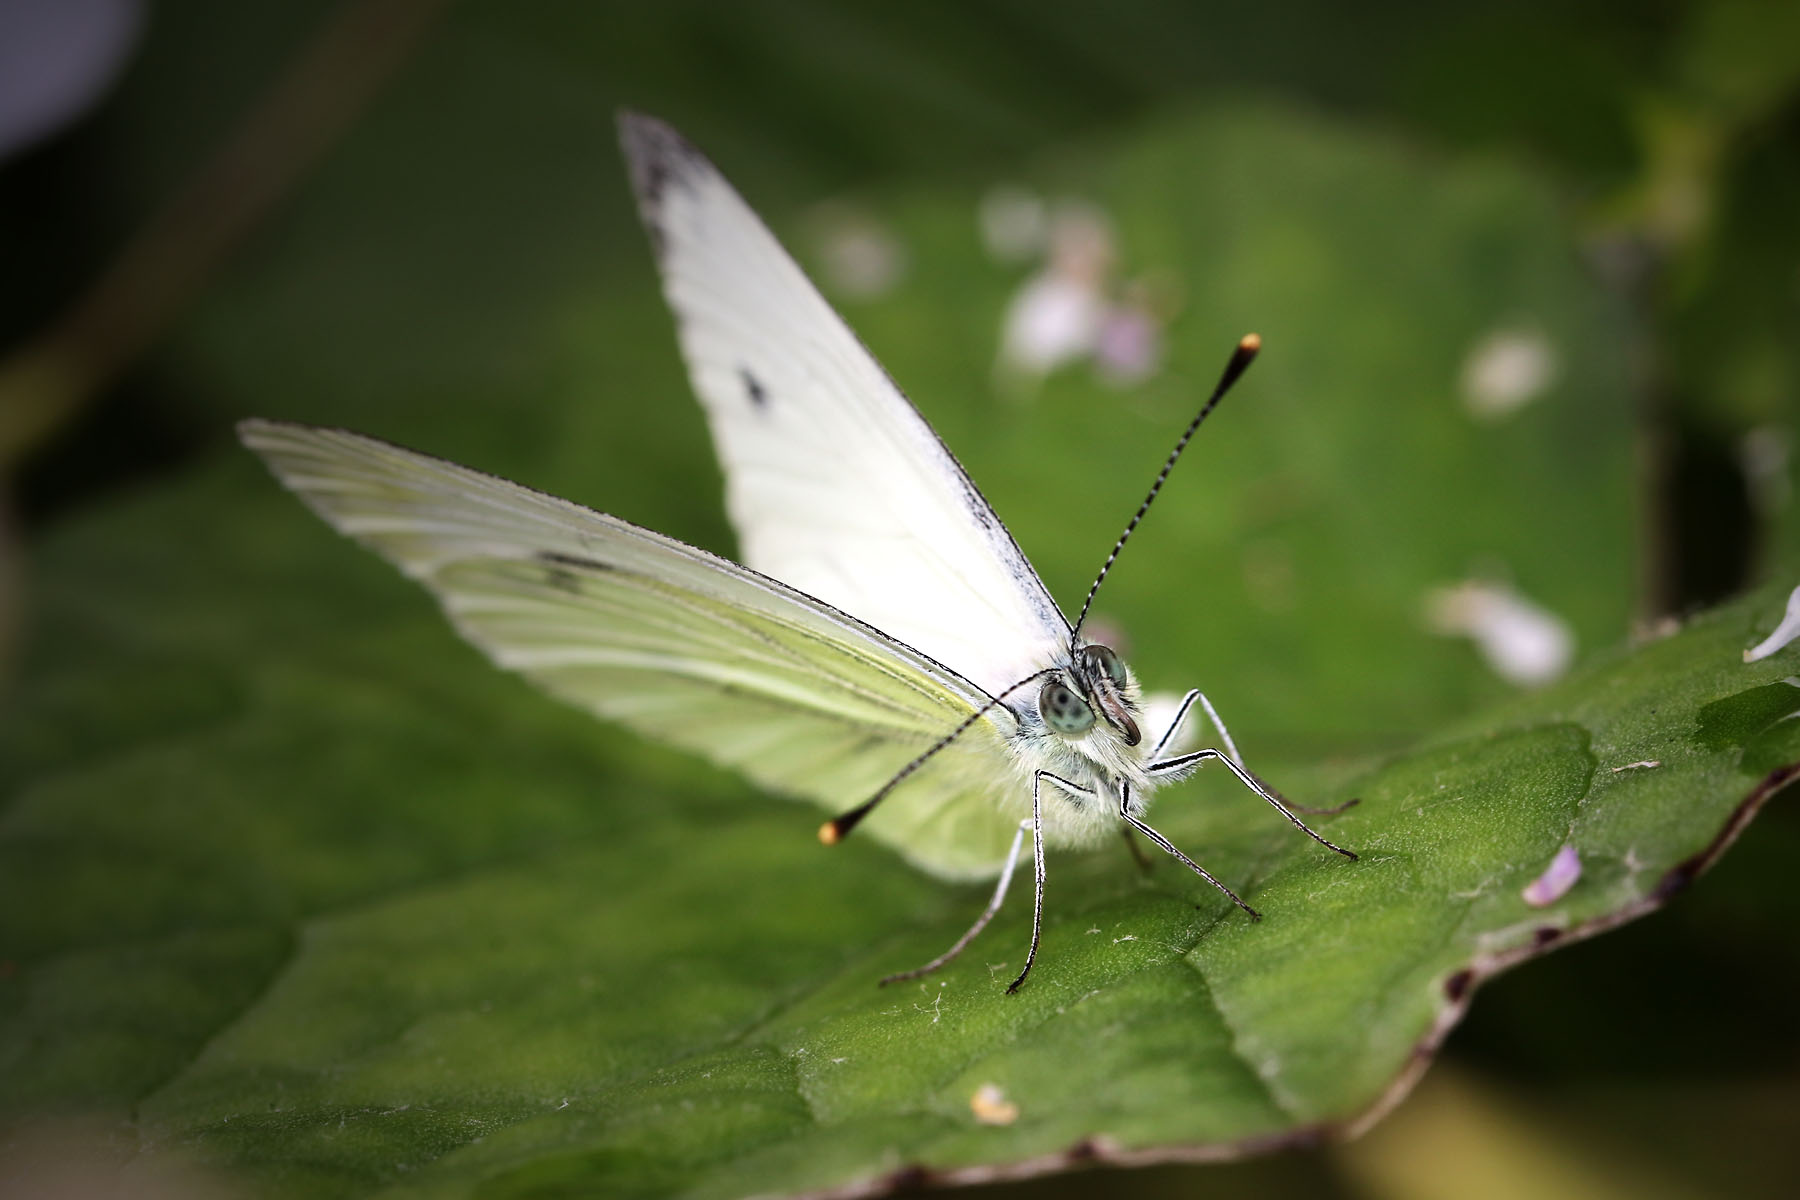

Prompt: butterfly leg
[
  {"left": 1151, "top": 688, "right": 1242, "bottom": 764},
  {"left": 1121, "top": 825, "right": 1156, "bottom": 874},
  {"left": 1281, "top": 795, "right": 1361, "bottom": 816},
  {"left": 1155, "top": 691, "right": 1358, "bottom": 817},
  {"left": 879, "top": 817, "right": 1032, "bottom": 987},
  {"left": 1119, "top": 781, "right": 1261, "bottom": 919},
  {"left": 1148, "top": 749, "right": 1359, "bottom": 859},
  {"left": 1006, "top": 771, "right": 1058, "bottom": 994}
]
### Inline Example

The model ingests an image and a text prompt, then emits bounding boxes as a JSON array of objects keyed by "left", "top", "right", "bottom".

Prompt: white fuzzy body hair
[{"left": 986, "top": 656, "right": 1190, "bottom": 848}]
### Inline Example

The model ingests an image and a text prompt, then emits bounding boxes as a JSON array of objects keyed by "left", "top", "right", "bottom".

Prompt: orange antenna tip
[
  {"left": 1239, "top": 332, "right": 1261, "bottom": 353},
  {"left": 818, "top": 820, "right": 842, "bottom": 846}
]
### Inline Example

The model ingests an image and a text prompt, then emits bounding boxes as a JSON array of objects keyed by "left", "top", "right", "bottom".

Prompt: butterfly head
[{"left": 1037, "top": 642, "right": 1141, "bottom": 748}]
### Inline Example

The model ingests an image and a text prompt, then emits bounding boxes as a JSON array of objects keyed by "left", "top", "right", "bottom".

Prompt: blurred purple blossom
[{"left": 0, "top": 0, "right": 143, "bottom": 162}]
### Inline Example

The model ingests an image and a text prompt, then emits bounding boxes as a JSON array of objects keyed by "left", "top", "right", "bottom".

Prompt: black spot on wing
[
  {"left": 537, "top": 550, "right": 616, "bottom": 573},
  {"left": 617, "top": 111, "right": 711, "bottom": 258},
  {"left": 538, "top": 550, "right": 616, "bottom": 571},
  {"left": 617, "top": 111, "right": 707, "bottom": 203},
  {"left": 536, "top": 550, "right": 617, "bottom": 594},
  {"left": 740, "top": 367, "right": 770, "bottom": 410}
]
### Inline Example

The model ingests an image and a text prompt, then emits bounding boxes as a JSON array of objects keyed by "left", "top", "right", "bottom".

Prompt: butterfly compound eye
[
  {"left": 1038, "top": 680, "right": 1096, "bottom": 736},
  {"left": 1082, "top": 643, "right": 1127, "bottom": 686}
]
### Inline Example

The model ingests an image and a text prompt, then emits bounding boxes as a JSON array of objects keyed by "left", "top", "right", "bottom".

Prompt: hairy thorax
[{"left": 999, "top": 656, "right": 1164, "bottom": 848}]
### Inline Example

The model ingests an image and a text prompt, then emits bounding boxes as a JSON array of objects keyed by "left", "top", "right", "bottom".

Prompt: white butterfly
[{"left": 240, "top": 113, "right": 1354, "bottom": 992}]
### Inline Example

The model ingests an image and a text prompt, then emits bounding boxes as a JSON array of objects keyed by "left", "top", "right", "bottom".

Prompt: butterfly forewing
[
  {"left": 241, "top": 419, "right": 1025, "bottom": 878},
  {"left": 620, "top": 113, "right": 1072, "bottom": 697}
]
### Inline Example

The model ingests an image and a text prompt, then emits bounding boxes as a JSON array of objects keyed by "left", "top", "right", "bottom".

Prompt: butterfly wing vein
[
  {"left": 621, "top": 113, "right": 1072, "bottom": 698},
  {"left": 242, "top": 419, "right": 1026, "bottom": 879}
]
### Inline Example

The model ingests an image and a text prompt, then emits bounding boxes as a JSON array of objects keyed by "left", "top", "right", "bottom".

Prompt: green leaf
[{"left": 5, "top": 98, "right": 1787, "bottom": 1198}]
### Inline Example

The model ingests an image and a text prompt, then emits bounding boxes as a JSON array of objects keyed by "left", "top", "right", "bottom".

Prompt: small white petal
[
  {"left": 1460, "top": 328, "right": 1558, "bottom": 419},
  {"left": 1744, "top": 583, "right": 1800, "bottom": 663},
  {"left": 1427, "top": 580, "right": 1575, "bottom": 686},
  {"left": 1522, "top": 844, "right": 1582, "bottom": 907},
  {"left": 1094, "top": 302, "right": 1164, "bottom": 387},
  {"left": 997, "top": 273, "right": 1104, "bottom": 376}
]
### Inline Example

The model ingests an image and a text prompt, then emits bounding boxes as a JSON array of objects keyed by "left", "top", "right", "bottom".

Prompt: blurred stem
[
  {"left": 1614, "top": 11, "right": 1800, "bottom": 619},
  {"left": 1618, "top": 239, "right": 1677, "bottom": 630},
  {"left": 1609, "top": 99, "right": 1723, "bottom": 628},
  {"left": 0, "top": 0, "right": 448, "bottom": 469}
]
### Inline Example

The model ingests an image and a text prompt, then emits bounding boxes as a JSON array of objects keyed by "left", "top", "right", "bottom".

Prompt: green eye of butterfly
[
  {"left": 1038, "top": 680, "right": 1096, "bottom": 736},
  {"left": 1081, "top": 643, "right": 1126, "bottom": 686}
]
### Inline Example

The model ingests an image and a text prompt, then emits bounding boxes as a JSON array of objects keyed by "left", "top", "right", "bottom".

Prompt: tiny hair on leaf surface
[{"left": 3, "top": 101, "right": 1783, "bottom": 1200}]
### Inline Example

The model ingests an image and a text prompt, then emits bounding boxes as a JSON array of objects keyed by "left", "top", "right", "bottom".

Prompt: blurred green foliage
[{"left": 4, "top": 1, "right": 1799, "bottom": 1198}]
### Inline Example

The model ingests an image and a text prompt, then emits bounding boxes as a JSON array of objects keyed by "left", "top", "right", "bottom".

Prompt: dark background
[{"left": 4, "top": 2, "right": 1799, "bottom": 1197}]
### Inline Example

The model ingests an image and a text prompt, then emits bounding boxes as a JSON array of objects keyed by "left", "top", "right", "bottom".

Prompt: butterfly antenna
[
  {"left": 819, "top": 669, "right": 1057, "bottom": 846},
  {"left": 1070, "top": 333, "right": 1262, "bottom": 641}
]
